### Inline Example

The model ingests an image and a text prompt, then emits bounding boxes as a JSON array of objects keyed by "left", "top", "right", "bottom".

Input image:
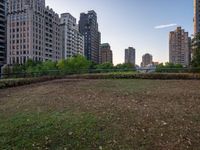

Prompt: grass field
[{"left": 0, "top": 79, "right": 200, "bottom": 149}]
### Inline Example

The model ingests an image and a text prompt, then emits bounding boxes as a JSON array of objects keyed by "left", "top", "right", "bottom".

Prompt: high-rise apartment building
[
  {"left": 60, "top": 13, "right": 84, "bottom": 59},
  {"left": 169, "top": 27, "right": 191, "bottom": 66},
  {"left": 79, "top": 10, "right": 101, "bottom": 64},
  {"left": 141, "top": 53, "right": 153, "bottom": 67},
  {"left": 7, "top": 0, "right": 61, "bottom": 65},
  {"left": 194, "top": 0, "right": 200, "bottom": 34},
  {"left": 0, "top": 0, "right": 6, "bottom": 67},
  {"left": 125, "top": 47, "right": 135, "bottom": 65},
  {"left": 100, "top": 43, "right": 113, "bottom": 64},
  {"left": 44, "top": 7, "right": 61, "bottom": 61}
]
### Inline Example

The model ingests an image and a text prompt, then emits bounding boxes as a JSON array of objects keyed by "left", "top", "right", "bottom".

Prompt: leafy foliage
[
  {"left": 115, "top": 63, "right": 135, "bottom": 70},
  {"left": 3, "top": 56, "right": 138, "bottom": 77},
  {"left": 57, "top": 55, "right": 91, "bottom": 74},
  {"left": 156, "top": 62, "right": 183, "bottom": 72},
  {"left": 192, "top": 33, "right": 200, "bottom": 67},
  {"left": 96, "top": 62, "right": 114, "bottom": 70},
  {"left": 94, "top": 63, "right": 114, "bottom": 73},
  {"left": 7, "top": 55, "right": 91, "bottom": 76}
]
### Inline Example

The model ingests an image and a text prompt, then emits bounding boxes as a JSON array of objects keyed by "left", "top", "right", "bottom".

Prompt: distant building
[
  {"left": 7, "top": 0, "right": 61, "bottom": 65},
  {"left": 152, "top": 62, "right": 159, "bottom": 66},
  {"left": 0, "top": 0, "right": 6, "bottom": 67},
  {"left": 169, "top": 27, "right": 191, "bottom": 66},
  {"left": 125, "top": 47, "right": 135, "bottom": 65},
  {"left": 100, "top": 43, "right": 113, "bottom": 64},
  {"left": 60, "top": 13, "right": 84, "bottom": 59},
  {"left": 194, "top": 0, "right": 200, "bottom": 34},
  {"left": 79, "top": 10, "right": 101, "bottom": 64},
  {"left": 141, "top": 53, "right": 153, "bottom": 67}
]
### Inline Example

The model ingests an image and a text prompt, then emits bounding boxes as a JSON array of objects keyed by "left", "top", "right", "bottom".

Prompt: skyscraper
[
  {"left": 0, "top": 0, "right": 6, "bottom": 67},
  {"left": 141, "top": 53, "right": 153, "bottom": 67},
  {"left": 169, "top": 27, "right": 191, "bottom": 66},
  {"left": 194, "top": 0, "right": 200, "bottom": 34},
  {"left": 125, "top": 47, "right": 135, "bottom": 65},
  {"left": 7, "top": 0, "right": 61, "bottom": 65},
  {"left": 100, "top": 43, "right": 113, "bottom": 64},
  {"left": 60, "top": 13, "right": 84, "bottom": 59},
  {"left": 79, "top": 10, "right": 101, "bottom": 64}
]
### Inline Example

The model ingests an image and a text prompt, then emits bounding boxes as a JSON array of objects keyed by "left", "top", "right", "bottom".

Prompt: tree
[
  {"left": 57, "top": 55, "right": 90, "bottom": 74},
  {"left": 192, "top": 33, "right": 200, "bottom": 67},
  {"left": 156, "top": 62, "right": 183, "bottom": 73},
  {"left": 25, "top": 60, "right": 42, "bottom": 75},
  {"left": 115, "top": 63, "right": 135, "bottom": 70},
  {"left": 12, "top": 64, "right": 24, "bottom": 73},
  {"left": 2, "top": 65, "right": 12, "bottom": 78},
  {"left": 95, "top": 62, "right": 114, "bottom": 73},
  {"left": 89, "top": 61, "right": 98, "bottom": 70},
  {"left": 96, "top": 62, "right": 113, "bottom": 70},
  {"left": 40, "top": 61, "right": 57, "bottom": 75}
]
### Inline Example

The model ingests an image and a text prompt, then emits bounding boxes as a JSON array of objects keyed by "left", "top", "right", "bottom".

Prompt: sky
[{"left": 46, "top": 0, "right": 193, "bottom": 65}]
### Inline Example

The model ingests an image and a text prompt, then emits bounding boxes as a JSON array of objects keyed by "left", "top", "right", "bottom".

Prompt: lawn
[{"left": 0, "top": 79, "right": 200, "bottom": 149}]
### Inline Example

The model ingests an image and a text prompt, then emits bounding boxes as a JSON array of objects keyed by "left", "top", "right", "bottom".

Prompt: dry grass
[{"left": 1, "top": 79, "right": 200, "bottom": 149}]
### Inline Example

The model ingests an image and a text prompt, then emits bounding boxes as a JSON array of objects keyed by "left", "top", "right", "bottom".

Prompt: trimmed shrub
[
  {"left": 0, "top": 76, "right": 61, "bottom": 89},
  {"left": 65, "top": 73, "right": 200, "bottom": 80}
]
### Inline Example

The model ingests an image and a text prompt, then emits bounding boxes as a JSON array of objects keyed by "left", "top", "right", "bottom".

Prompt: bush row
[
  {"left": 0, "top": 76, "right": 61, "bottom": 89},
  {"left": 1, "top": 73, "right": 200, "bottom": 89},
  {"left": 65, "top": 73, "right": 200, "bottom": 80}
]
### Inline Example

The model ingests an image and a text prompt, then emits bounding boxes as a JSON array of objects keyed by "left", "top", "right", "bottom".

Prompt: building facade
[
  {"left": 100, "top": 43, "right": 113, "bottom": 64},
  {"left": 125, "top": 47, "right": 135, "bottom": 65},
  {"left": 194, "top": 0, "right": 200, "bottom": 34},
  {"left": 60, "top": 13, "right": 84, "bottom": 59},
  {"left": 169, "top": 27, "right": 191, "bottom": 66},
  {"left": 0, "top": 0, "right": 6, "bottom": 66},
  {"left": 7, "top": 0, "right": 61, "bottom": 65},
  {"left": 79, "top": 10, "right": 101, "bottom": 64},
  {"left": 141, "top": 53, "right": 153, "bottom": 67}
]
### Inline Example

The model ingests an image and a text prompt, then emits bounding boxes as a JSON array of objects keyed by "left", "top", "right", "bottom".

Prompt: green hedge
[
  {"left": 65, "top": 73, "right": 200, "bottom": 80},
  {"left": 1, "top": 73, "right": 200, "bottom": 89},
  {"left": 0, "top": 76, "right": 61, "bottom": 89}
]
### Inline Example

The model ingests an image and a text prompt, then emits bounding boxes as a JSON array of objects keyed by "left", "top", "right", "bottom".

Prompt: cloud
[{"left": 154, "top": 24, "right": 177, "bottom": 29}]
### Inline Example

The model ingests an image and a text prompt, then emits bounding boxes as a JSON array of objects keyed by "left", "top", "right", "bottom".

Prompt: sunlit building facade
[
  {"left": 125, "top": 47, "right": 135, "bottom": 65},
  {"left": 100, "top": 43, "right": 113, "bottom": 64},
  {"left": 169, "top": 27, "right": 191, "bottom": 66},
  {"left": 141, "top": 53, "right": 153, "bottom": 67},
  {"left": 0, "top": 0, "right": 6, "bottom": 66},
  {"left": 60, "top": 13, "right": 84, "bottom": 59},
  {"left": 7, "top": 0, "right": 61, "bottom": 65}
]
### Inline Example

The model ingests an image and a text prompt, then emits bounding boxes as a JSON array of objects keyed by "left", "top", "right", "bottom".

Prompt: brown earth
[{"left": 0, "top": 79, "right": 200, "bottom": 149}]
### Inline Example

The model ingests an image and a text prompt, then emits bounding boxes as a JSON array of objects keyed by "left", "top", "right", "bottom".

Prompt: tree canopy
[{"left": 191, "top": 33, "right": 200, "bottom": 67}]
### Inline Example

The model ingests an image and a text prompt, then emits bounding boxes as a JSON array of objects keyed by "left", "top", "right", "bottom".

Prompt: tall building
[
  {"left": 0, "top": 0, "right": 6, "bottom": 67},
  {"left": 100, "top": 43, "right": 113, "bottom": 64},
  {"left": 193, "top": 0, "right": 200, "bottom": 61},
  {"left": 79, "top": 10, "right": 101, "bottom": 64},
  {"left": 125, "top": 47, "right": 135, "bottom": 65},
  {"left": 60, "top": 13, "right": 84, "bottom": 59},
  {"left": 141, "top": 53, "right": 153, "bottom": 67},
  {"left": 7, "top": 0, "right": 61, "bottom": 65},
  {"left": 169, "top": 27, "right": 191, "bottom": 66},
  {"left": 194, "top": 0, "right": 200, "bottom": 34}
]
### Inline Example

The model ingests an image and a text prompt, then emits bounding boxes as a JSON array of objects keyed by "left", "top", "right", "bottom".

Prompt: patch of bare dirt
[{"left": 1, "top": 79, "right": 200, "bottom": 149}]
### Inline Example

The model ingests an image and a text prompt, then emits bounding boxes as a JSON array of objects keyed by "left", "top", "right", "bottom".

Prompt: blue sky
[{"left": 46, "top": 0, "right": 193, "bottom": 65}]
